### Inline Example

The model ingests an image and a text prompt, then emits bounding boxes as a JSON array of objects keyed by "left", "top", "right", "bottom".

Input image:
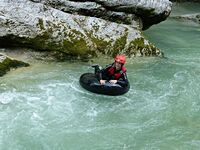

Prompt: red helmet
[{"left": 115, "top": 54, "right": 126, "bottom": 64}]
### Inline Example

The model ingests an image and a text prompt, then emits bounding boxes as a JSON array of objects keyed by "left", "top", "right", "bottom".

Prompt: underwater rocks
[
  {"left": 170, "top": 0, "right": 200, "bottom": 2},
  {"left": 0, "top": 0, "right": 171, "bottom": 59},
  {"left": 171, "top": 14, "right": 200, "bottom": 24},
  {"left": 0, "top": 53, "right": 29, "bottom": 77}
]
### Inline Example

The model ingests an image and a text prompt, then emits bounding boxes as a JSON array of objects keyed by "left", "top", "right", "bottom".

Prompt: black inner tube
[{"left": 79, "top": 73, "right": 130, "bottom": 96}]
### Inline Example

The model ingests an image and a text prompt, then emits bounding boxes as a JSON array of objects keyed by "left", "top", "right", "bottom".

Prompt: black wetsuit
[{"left": 96, "top": 64, "right": 129, "bottom": 87}]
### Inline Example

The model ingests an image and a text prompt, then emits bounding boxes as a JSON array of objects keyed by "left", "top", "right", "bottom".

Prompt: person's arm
[
  {"left": 99, "top": 64, "right": 112, "bottom": 84},
  {"left": 116, "top": 72, "right": 129, "bottom": 87},
  {"left": 99, "top": 64, "right": 112, "bottom": 80}
]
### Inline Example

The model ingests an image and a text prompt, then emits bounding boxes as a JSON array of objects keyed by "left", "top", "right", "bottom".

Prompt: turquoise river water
[{"left": 0, "top": 3, "right": 200, "bottom": 150}]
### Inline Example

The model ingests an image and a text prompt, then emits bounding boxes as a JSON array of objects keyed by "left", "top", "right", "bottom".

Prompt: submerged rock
[
  {"left": 171, "top": 14, "right": 200, "bottom": 24},
  {"left": 0, "top": 53, "right": 29, "bottom": 76},
  {"left": 0, "top": 0, "right": 172, "bottom": 59},
  {"left": 170, "top": 0, "right": 200, "bottom": 2}
]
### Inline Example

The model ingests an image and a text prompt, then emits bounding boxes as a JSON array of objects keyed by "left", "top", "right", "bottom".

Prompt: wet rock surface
[{"left": 0, "top": 53, "right": 29, "bottom": 77}]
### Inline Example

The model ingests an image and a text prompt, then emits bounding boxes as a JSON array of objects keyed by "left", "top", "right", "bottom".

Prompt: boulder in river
[
  {"left": 0, "top": 0, "right": 172, "bottom": 58},
  {"left": 0, "top": 53, "right": 29, "bottom": 77}
]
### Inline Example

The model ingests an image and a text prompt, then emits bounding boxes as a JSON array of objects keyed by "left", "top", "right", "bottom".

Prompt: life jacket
[{"left": 107, "top": 65, "right": 126, "bottom": 80}]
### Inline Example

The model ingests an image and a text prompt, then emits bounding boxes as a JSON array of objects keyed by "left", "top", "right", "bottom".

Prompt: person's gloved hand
[
  {"left": 109, "top": 80, "right": 117, "bottom": 84},
  {"left": 100, "top": 80, "right": 106, "bottom": 84}
]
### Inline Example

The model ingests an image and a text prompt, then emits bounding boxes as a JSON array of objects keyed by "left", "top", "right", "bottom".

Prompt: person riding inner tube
[{"left": 93, "top": 54, "right": 129, "bottom": 88}]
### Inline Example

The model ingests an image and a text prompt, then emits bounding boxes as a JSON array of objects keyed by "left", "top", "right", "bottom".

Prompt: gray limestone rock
[
  {"left": 30, "top": 0, "right": 172, "bottom": 30},
  {"left": 0, "top": 0, "right": 171, "bottom": 59}
]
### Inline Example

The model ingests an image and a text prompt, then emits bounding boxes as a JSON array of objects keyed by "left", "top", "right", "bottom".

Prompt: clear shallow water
[
  {"left": 1, "top": 4, "right": 200, "bottom": 150},
  {"left": 170, "top": 2, "right": 200, "bottom": 16}
]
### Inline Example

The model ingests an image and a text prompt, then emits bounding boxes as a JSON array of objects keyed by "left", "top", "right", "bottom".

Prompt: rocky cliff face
[{"left": 0, "top": 0, "right": 172, "bottom": 59}]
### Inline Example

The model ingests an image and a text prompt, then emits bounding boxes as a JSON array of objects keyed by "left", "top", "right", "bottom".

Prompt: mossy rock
[
  {"left": 126, "top": 37, "right": 162, "bottom": 57},
  {"left": 0, "top": 54, "right": 29, "bottom": 76},
  {"left": 111, "top": 31, "right": 128, "bottom": 57}
]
